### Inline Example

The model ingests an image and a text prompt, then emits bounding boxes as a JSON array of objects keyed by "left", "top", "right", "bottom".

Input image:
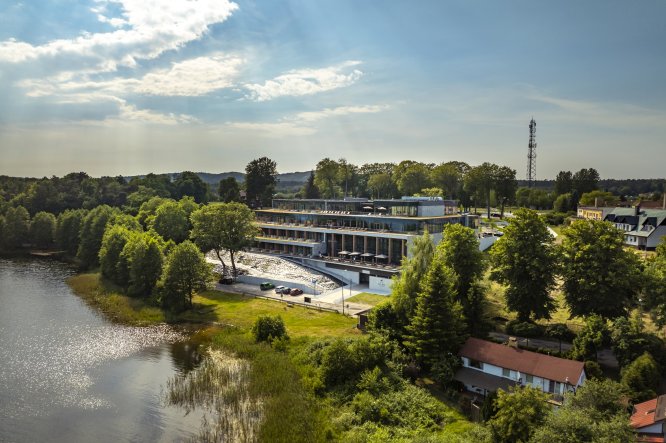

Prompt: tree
[
  {"left": 190, "top": 202, "right": 258, "bottom": 278},
  {"left": 149, "top": 200, "right": 189, "bottom": 243},
  {"left": 560, "top": 220, "right": 642, "bottom": 319},
  {"left": 573, "top": 168, "right": 600, "bottom": 196},
  {"left": 337, "top": 158, "right": 357, "bottom": 197},
  {"left": 99, "top": 225, "right": 133, "bottom": 284},
  {"left": 396, "top": 162, "right": 432, "bottom": 196},
  {"left": 391, "top": 231, "right": 435, "bottom": 325},
  {"left": 137, "top": 196, "right": 169, "bottom": 228},
  {"left": 301, "top": 171, "right": 320, "bottom": 199},
  {"left": 465, "top": 163, "right": 499, "bottom": 218},
  {"left": 489, "top": 386, "right": 549, "bottom": 443},
  {"left": 77, "top": 205, "right": 118, "bottom": 269},
  {"left": 430, "top": 162, "right": 462, "bottom": 199},
  {"left": 643, "top": 238, "right": 666, "bottom": 327},
  {"left": 1, "top": 206, "right": 30, "bottom": 249},
  {"left": 553, "top": 193, "right": 573, "bottom": 213},
  {"left": 530, "top": 379, "right": 633, "bottom": 443},
  {"left": 494, "top": 166, "right": 517, "bottom": 218},
  {"left": 218, "top": 176, "right": 241, "bottom": 203},
  {"left": 174, "top": 171, "right": 209, "bottom": 203},
  {"left": 437, "top": 224, "right": 485, "bottom": 328},
  {"left": 405, "top": 257, "right": 466, "bottom": 368},
  {"left": 367, "top": 173, "right": 394, "bottom": 199},
  {"left": 621, "top": 352, "right": 660, "bottom": 403},
  {"left": 30, "top": 211, "right": 56, "bottom": 248},
  {"left": 245, "top": 157, "right": 278, "bottom": 207},
  {"left": 56, "top": 209, "right": 87, "bottom": 256},
  {"left": 490, "top": 209, "right": 558, "bottom": 321},
  {"left": 160, "top": 241, "right": 211, "bottom": 311},
  {"left": 125, "top": 233, "right": 163, "bottom": 296},
  {"left": 570, "top": 315, "right": 606, "bottom": 361},
  {"left": 554, "top": 171, "right": 573, "bottom": 196},
  {"left": 314, "top": 158, "right": 341, "bottom": 198},
  {"left": 578, "top": 190, "right": 619, "bottom": 207}
]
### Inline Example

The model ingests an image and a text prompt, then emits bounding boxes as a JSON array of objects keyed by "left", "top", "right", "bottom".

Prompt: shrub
[
  {"left": 505, "top": 320, "right": 545, "bottom": 338},
  {"left": 545, "top": 323, "right": 576, "bottom": 342},
  {"left": 584, "top": 361, "right": 604, "bottom": 380},
  {"left": 251, "top": 314, "right": 288, "bottom": 343}
]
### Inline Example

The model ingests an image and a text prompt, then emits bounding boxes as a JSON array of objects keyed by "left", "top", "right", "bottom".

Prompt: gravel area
[{"left": 207, "top": 251, "right": 340, "bottom": 291}]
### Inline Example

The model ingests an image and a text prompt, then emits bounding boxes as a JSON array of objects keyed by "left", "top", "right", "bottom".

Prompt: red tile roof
[
  {"left": 459, "top": 337, "right": 585, "bottom": 384},
  {"left": 632, "top": 396, "right": 666, "bottom": 433}
]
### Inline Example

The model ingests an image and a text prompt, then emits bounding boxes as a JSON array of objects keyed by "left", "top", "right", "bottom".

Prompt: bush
[
  {"left": 505, "top": 320, "right": 545, "bottom": 338},
  {"left": 584, "top": 361, "right": 604, "bottom": 380},
  {"left": 251, "top": 314, "right": 288, "bottom": 343},
  {"left": 545, "top": 323, "right": 576, "bottom": 342}
]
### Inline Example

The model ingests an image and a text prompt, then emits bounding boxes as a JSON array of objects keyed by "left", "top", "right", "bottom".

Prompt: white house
[
  {"left": 455, "top": 337, "right": 586, "bottom": 397},
  {"left": 604, "top": 207, "right": 666, "bottom": 250}
]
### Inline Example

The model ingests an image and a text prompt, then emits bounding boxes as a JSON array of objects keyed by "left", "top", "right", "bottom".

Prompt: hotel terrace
[{"left": 251, "top": 197, "right": 478, "bottom": 291}]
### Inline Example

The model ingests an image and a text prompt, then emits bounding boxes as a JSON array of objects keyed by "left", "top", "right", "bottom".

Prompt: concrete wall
[
  {"left": 369, "top": 275, "right": 392, "bottom": 293},
  {"left": 236, "top": 275, "right": 317, "bottom": 295},
  {"left": 478, "top": 235, "right": 499, "bottom": 251}
]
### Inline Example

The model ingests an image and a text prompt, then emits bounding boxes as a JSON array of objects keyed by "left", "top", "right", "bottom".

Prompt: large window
[{"left": 469, "top": 359, "right": 483, "bottom": 370}]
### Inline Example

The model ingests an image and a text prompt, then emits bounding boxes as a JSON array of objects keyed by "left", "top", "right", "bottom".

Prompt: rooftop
[
  {"left": 459, "top": 337, "right": 585, "bottom": 385},
  {"left": 632, "top": 395, "right": 666, "bottom": 430}
]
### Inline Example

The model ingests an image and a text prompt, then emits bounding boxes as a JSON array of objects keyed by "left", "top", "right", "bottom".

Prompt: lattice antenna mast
[{"left": 527, "top": 118, "right": 537, "bottom": 187}]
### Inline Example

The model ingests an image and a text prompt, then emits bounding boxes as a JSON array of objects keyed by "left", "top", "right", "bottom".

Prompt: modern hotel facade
[{"left": 252, "top": 197, "right": 478, "bottom": 291}]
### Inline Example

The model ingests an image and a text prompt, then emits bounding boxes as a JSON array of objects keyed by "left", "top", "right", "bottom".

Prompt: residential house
[
  {"left": 604, "top": 206, "right": 666, "bottom": 250},
  {"left": 455, "top": 337, "right": 586, "bottom": 398},
  {"left": 631, "top": 395, "right": 666, "bottom": 442}
]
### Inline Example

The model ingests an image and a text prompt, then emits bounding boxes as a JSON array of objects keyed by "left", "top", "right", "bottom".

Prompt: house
[
  {"left": 455, "top": 337, "right": 586, "bottom": 398},
  {"left": 604, "top": 206, "right": 666, "bottom": 250},
  {"left": 577, "top": 205, "right": 615, "bottom": 221},
  {"left": 251, "top": 197, "right": 477, "bottom": 292},
  {"left": 631, "top": 395, "right": 666, "bottom": 443}
]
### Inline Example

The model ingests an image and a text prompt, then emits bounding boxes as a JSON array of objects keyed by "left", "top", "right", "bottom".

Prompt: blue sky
[{"left": 0, "top": 0, "right": 664, "bottom": 178}]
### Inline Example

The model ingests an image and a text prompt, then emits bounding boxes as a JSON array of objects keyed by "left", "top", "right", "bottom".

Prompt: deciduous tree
[
  {"left": 245, "top": 157, "right": 278, "bottom": 206},
  {"left": 218, "top": 176, "right": 241, "bottom": 203},
  {"left": 392, "top": 230, "right": 435, "bottom": 324},
  {"left": 489, "top": 386, "right": 549, "bottom": 443},
  {"left": 77, "top": 205, "right": 118, "bottom": 269},
  {"left": 561, "top": 220, "right": 642, "bottom": 319},
  {"left": 30, "top": 211, "right": 56, "bottom": 248},
  {"left": 160, "top": 241, "right": 211, "bottom": 311},
  {"left": 1, "top": 206, "right": 30, "bottom": 249},
  {"left": 56, "top": 209, "right": 87, "bottom": 255},
  {"left": 150, "top": 200, "right": 189, "bottom": 243},
  {"left": 490, "top": 208, "right": 558, "bottom": 321}
]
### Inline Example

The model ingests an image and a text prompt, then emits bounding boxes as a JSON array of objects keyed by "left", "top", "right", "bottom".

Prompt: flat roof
[
  {"left": 455, "top": 367, "right": 517, "bottom": 393},
  {"left": 256, "top": 208, "right": 466, "bottom": 221}
]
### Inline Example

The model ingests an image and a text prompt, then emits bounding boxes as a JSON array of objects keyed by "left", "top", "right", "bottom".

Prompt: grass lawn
[
  {"left": 192, "top": 290, "right": 359, "bottom": 337},
  {"left": 346, "top": 292, "right": 390, "bottom": 306},
  {"left": 68, "top": 273, "right": 358, "bottom": 337}
]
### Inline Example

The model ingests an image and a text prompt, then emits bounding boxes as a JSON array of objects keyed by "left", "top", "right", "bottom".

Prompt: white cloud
[
  {"left": 0, "top": 0, "right": 238, "bottom": 72},
  {"left": 18, "top": 53, "right": 244, "bottom": 99},
  {"left": 226, "top": 104, "right": 388, "bottom": 137},
  {"left": 244, "top": 61, "right": 363, "bottom": 101}
]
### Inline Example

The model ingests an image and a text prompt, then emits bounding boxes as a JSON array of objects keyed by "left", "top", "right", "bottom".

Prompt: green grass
[
  {"left": 193, "top": 290, "right": 359, "bottom": 337},
  {"left": 68, "top": 273, "right": 165, "bottom": 325},
  {"left": 346, "top": 292, "right": 390, "bottom": 306},
  {"left": 68, "top": 273, "right": 358, "bottom": 337}
]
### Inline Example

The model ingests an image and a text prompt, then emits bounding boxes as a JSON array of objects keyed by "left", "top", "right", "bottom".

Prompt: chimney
[
  {"left": 507, "top": 337, "right": 519, "bottom": 349},
  {"left": 635, "top": 204, "right": 641, "bottom": 217}
]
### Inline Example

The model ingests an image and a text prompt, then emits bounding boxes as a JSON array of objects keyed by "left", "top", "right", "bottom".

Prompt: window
[
  {"left": 469, "top": 359, "right": 483, "bottom": 370},
  {"left": 525, "top": 374, "right": 533, "bottom": 384},
  {"left": 502, "top": 368, "right": 510, "bottom": 378}
]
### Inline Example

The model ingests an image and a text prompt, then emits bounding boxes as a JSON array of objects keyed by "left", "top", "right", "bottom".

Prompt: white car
[{"left": 274, "top": 285, "right": 286, "bottom": 294}]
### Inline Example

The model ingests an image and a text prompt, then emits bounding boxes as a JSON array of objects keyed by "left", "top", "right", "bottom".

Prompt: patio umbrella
[
  {"left": 348, "top": 252, "right": 361, "bottom": 256},
  {"left": 360, "top": 253, "right": 374, "bottom": 257},
  {"left": 338, "top": 250, "right": 350, "bottom": 255},
  {"left": 362, "top": 206, "right": 373, "bottom": 210},
  {"left": 374, "top": 254, "right": 388, "bottom": 259},
  {"left": 377, "top": 206, "right": 387, "bottom": 211}
]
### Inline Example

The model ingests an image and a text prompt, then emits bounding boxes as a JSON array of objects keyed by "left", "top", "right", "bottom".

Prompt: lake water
[{"left": 0, "top": 258, "right": 205, "bottom": 442}]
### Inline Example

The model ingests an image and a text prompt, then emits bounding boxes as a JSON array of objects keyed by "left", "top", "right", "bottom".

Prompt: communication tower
[{"left": 527, "top": 118, "right": 537, "bottom": 187}]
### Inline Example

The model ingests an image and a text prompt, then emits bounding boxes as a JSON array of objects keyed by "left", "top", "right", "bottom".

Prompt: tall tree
[
  {"left": 218, "top": 177, "right": 241, "bottom": 203},
  {"left": 489, "top": 386, "right": 549, "bottom": 443},
  {"left": 174, "top": 171, "right": 209, "bottom": 203},
  {"left": 396, "top": 162, "right": 432, "bottom": 196},
  {"left": 367, "top": 173, "right": 394, "bottom": 199},
  {"left": 245, "top": 157, "right": 278, "bottom": 207},
  {"left": 56, "top": 209, "right": 87, "bottom": 256},
  {"left": 99, "top": 225, "right": 133, "bottom": 284},
  {"left": 561, "top": 220, "right": 642, "bottom": 319},
  {"left": 126, "top": 233, "right": 164, "bottom": 296},
  {"left": 570, "top": 315, "right": 606, "bottom": 361},
  {"left": 302, "top": 171, "right": 321, "bottom": 199},
  {"left": 554, "top": 170, "right": 573, "bottom": 196},
  {"left": 1, "top": 206, "right": 30, "bottom": 249},
  {"left": 578, "top": 190, "right": 618, "bottom": 207},
  {"left": 437, "top": 224, "right": 485, "bottom": 324},
  {"left": 465, "top": 163, "right": 498, "bottom": 218},
  {"left": 77, "top": 205, "right": 118, "bottom": 269},
  {"left": 337, "top": 158, "right": 357, "bottom": 197},
  {"left": 405, "top": 257, "right": 466, "bottom": 368},
  {"left": 494, "top": 166, "right": 517, "bottom": 218},
  {"left": 30, "top": 211, "right": 56, "bottom": 248},
  {"left": 573, "top": 168, "right": 600, "bottom": 196},
  {"left": 643, "top": 238, "right": 666, "bottom": 328},
  {"left": 149, "top": 200, "right": 189, "bottom": 243},
  {"left": 392, "top": 231, "right": 435, "bottom": 324},
  {"left": 490, "top": 208, "right": 558, "bottom": 321},
  {"left": 314, "top": 158, "right": 341, "bottom": 198},
  {"left": 430, "top": 163, "right": 462, "bottom": 199},
  {"left": 160, "top": 240, "right": 211, "bottom": 311},
  {"left": 621, "top": 352, "right": 660, "bottom": 403}
]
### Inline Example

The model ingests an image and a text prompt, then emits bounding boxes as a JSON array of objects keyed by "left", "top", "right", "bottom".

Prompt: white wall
[
  {"left": 369, "top": 276, "right": 392, "bottom": 293},
  {"left": 647, "top": 226, "right": 666, "bottom": 249},
  {"left": 479, "top": 235, "right": 499, "bottom": 251}
]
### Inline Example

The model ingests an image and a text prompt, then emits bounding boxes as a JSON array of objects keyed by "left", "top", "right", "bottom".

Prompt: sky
[{"left": 0, "top": 0, "right": 665, "bottom": 179}]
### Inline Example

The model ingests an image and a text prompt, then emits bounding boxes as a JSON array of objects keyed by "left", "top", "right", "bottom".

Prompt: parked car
[
  {"left": 274, "top": 285, "right": 286, "bottom": 294},
  {"left": 281, "top": 287, "right": 292, "bottom": 295},
  {"left": 290, "top": 288, "right": 303, "bottom": 296},
  {"left": 219, "top": 277, "right": 233, "bottom": 285},
  {"left": 260, "top": 282, "right": 275, "bottom": 290}
]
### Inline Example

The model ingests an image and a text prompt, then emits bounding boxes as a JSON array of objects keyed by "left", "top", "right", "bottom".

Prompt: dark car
[
  {"left": 260, "top": 282, "right": 275, "bottom": 290},
  {"left": 281, "top": 287, "right": 292, "bottom": 295},
  {"left": 290, "top": 288, "right": 303, "bottom": 296},
  {"left": 219, "top": 277, "right": 233, "bottom": 285}
]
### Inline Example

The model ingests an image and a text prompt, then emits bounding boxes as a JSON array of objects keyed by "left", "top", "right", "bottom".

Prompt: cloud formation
[{"left": 244, "top": 61, "right": 363, "bottom": 101}]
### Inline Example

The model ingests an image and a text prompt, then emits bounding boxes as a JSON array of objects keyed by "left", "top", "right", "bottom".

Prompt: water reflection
[{"left": 0, "top": 258, "right": 206, "bottom": 442}]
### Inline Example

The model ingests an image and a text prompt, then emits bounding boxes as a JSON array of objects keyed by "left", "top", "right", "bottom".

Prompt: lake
[{"left": 0, "top": 258, "right": 205, "bottom": 442}]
